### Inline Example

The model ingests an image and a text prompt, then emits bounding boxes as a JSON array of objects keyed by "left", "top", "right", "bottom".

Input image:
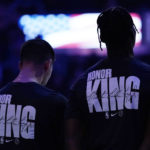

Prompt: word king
[
  {"left": 86, "top": 69, "right": 140, "bottom": 113},
  {"left": 0, "top": 94, "right": 36, "bottom": 140}
]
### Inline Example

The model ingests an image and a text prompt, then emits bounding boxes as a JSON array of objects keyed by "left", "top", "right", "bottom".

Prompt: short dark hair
[
  {"left": 20, "top": 39, "right": 55, "bottom": 64},
  {"left": 97, "top": 7, "right": 137, "bottom": 46}
]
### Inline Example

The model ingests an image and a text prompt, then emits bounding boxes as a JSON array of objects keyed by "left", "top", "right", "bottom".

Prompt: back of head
[
  {"left": 20, "top": 39, "right": 55, "bottom": 65},
  {"left": 97, "top": 7, "right": 137, "bottom": 51}
]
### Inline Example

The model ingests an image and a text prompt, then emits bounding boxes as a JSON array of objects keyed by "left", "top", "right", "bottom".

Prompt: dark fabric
[
  {"left": 0, "top": 82, "right": 67, "bottom": 150},
  {"left": 65, "top": 57, "right": 150, "bottom": 150}
]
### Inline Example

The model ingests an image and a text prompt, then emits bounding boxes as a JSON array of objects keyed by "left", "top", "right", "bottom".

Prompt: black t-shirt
[
  {"left": 0, "top": 82, "right": 67, "bottom": 150},
  {"left": 65, "top": 57, "right": 150, "bottom": 150}
]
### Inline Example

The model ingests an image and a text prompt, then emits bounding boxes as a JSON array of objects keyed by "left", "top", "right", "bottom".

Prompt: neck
[
  {"left": 106, "top": 44, "right": 134, "bottom": 59},
  {"left": 13, "top": 67, "right": 42, "bottom": 84}
]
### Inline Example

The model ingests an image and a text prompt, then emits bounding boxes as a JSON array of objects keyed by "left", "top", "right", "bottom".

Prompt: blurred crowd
[
  {"left": 0, "top": 0, "right": 102, "bottom": 97},
  {"left": 1, "top": 0, "right": 150, "bottom": 97},
  {"left": 0, "top": 3, "right": 101, "bottom": 96}
]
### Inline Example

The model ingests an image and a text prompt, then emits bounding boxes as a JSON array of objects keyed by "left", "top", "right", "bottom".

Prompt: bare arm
[
  {"left": 139, "top": 118, "right": 150, "bottom": 150},
  {"left": 65, "top": 119, "right": 82, "bottom": 150}
]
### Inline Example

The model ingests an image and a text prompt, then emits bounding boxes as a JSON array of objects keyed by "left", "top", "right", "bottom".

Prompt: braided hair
[{"left": 97, "top": 7, "right": 138, "bottom": 51}]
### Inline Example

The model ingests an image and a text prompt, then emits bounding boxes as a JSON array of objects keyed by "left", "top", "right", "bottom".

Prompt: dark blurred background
[{"left": 1, "top": 0, "right": 150, "bottom": 97}]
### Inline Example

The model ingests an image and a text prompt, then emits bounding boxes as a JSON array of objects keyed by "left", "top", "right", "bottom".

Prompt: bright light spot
[{"left": 19, "top": 13, "right": 142, "bottom": 50}]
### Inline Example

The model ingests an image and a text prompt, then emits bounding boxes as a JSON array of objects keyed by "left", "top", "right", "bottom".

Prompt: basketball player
[
  {"left": 0, "top": 39, "right": 67, "bottom": 150},
  {"left": 65, "top": 7, "right": 150, "bottom": 150}
]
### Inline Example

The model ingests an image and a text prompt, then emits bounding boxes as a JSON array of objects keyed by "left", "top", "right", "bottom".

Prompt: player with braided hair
[
  {"left": 65, "top": 7, "right": 150, "bottom": 150},
  {"left": 97, "top": 7, "right": 137, "bottom": 54}
]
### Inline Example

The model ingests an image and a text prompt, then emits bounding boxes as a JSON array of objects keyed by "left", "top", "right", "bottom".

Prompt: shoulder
[
  {"left": 0, "top": 82, "right": 68, "bottom": 107},
  {"left": 85, "top": 59, "right": 105, "bottom": 73},
  {"left": 132, "top": 58, "right": 150, "bottom": 72},
  {"left": 71, "top": 59, "right": 104, "bottom": 90},
  {"left": 0, "top": 83, "right": 12, "bottom": 93},
  {"left": 76, "top": 59, "right": 105, "bottom": 79},
  {"left": 40, "top": 86, "right": 68, "bottom": 105}
]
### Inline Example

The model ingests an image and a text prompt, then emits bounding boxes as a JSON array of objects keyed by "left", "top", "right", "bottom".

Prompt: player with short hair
[
  {"left": 65, "top": 7, "right": 150, "bottom": 150},
  {"left": 0, "top": 39, "right": 67, "bottom": 150}
]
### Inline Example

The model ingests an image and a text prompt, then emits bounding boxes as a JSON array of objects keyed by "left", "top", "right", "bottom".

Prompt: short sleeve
[
  {"left": 54, "top": 94, "right": 68, "bottom": 150},
  {"left": 65, "top": 77, "right": 85, "bottom": 120}
]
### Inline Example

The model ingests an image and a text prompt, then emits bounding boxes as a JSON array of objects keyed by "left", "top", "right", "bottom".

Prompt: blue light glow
[{"left": 18, "top": 13, "right": 142, "bottom": 50}]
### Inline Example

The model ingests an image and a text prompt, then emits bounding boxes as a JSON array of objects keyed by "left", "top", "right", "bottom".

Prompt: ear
[{"left": 44, "top": 59, "right": 53, "bottom": 71}]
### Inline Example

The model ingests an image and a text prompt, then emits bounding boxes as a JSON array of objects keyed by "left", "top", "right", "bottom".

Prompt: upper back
[
  {"left": 0, "top": 82, "right": 67, "bottom": 150},
  {"left": 69, "top": 57, "right": 150, "bottom": 150}
]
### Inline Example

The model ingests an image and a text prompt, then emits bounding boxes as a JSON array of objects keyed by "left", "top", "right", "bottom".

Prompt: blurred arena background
[{"left": 0, "top": 0, "right": 150, "bottom": 96}]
